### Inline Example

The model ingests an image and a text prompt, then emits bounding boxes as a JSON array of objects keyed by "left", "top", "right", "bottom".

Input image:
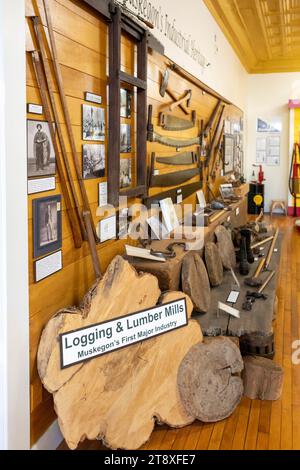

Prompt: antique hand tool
[
  {"left": 159, "top": 111, "right": 197, "bottom": 131},
  {"left": 149, "top": 168, "right": 200, "bottom": 188},
  {"left": 160, "top": 69, "right": 189, "bottom": 115},
  {"left": 143, "top": 182, "right": 201, "bottom": 209},
  {"left": 205, "top": 105, "right": 225, "bottom": 169},
  {"left": 210, "top": 123, "right": 225, "bottom": 179},
  {"left": 150, "top": 242, "right": 186, "bottom": 259},
  {"left": 244, "top": 258, "right": 265, "bottom": 288},
  {"left": 251, "top": 235, "right": 274, "bottom": 250},
  {"left": 155, "top": 151, "right": 198, "bottom": 166},
  {"left": 265, "top": 228, "right": 279, "bottom": 270},
  {"left": 32, "top": 17, "right": 86, "bottom": 243},
  {"left": 31, "top": 50, "right": 83, "bottom": 250},
  {"left": 147, "top": 106, "right": 201, "bottom": 148},
  {"left": 242, "top": 271, "right": 275, "bottom": 311},
  {"left": 38, "top": 0, "right": 102, "bottom": 278},
  {"left": 168, "top": 90, "right": 192, "bottom": 112},
  {"left": 200, "top": 100, "right": 223, "bottom": 158}
]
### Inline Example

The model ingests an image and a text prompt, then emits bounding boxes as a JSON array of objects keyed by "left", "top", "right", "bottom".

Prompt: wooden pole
[
  {"left": 42, "top": 0, "right": 98, "bottom": 242},
  {"left": 31, "top": 51, "right": 83, "bottom": 249},
  {"left": 32, "top": 16, "right": 87, "bottom": 242},
  {"left": 251, "top": 235, "right": 274, "bottom": 250},
  {"left": 254, "top": 258, "right": 266, "bottom": 278},
  {"left": 265, "top": 228, "right": 279, "bottom": 269}
]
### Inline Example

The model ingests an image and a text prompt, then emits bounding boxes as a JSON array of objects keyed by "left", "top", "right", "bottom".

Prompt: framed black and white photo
[
  {"left": 82, "top": 144, "right": 105, "bottom": 179},
  {"left": 84, "top": 92, "right": 102, "bottom": 105},
  {"left": 120, "top": 159, "right": 132, "bottom": 189},
  {"left": 27, "top": 120, "right": 56, "bottom": 178},
  {"left": 33, "top": 195, "right": 62, "bottom": 259},
  {"left": 223, "top": 135, "right": 235, "bottom": 175},
  {"left": 120, "top": 123, "right": 132, "bottom": 153},
  {"left": 82, "top": 105, "right": 105, "bottom": 141},
  {"left": 120, "top": 88, "right": 132, "bottom": 118}
]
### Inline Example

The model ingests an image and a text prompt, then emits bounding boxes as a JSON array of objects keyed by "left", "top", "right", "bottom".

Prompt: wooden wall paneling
[{"left": 27, "top": 0, "right": 244, "bottom": 445}]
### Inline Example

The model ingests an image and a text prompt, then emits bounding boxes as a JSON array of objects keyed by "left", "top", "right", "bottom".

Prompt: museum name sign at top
[{"left": 117, "top": 0, "right": 208, "bottom": 69}]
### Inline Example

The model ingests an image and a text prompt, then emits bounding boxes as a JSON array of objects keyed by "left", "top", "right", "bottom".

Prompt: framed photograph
[
  {"left": 82, "top": 144, "right": 105, "bottom": 179},
  {"left": 223, "top": 135, "right": 235, "bottom": 175},
  {"left": 219, "top": 183, "right": 235, "bottom": 200},
  {"left": 120, "top": 159, "right": 132, "bottom": 189},
  {"left": 120, "top": 124, "right": 132, "bottom": 153},
  {"left": 27, "top": 120, "right": 56, "bottom": 178},
  {"left": 120, "top": 88, "right": 132, "bottom": 118},
  {"left": 82, "top": 105, "right": 105, "bottom": 141},
  {"left": 27, "top": 103, "right": 43, "bottom": 115},
  {"left": 33, "top": 195, "right": 62, "bottom": 259}
]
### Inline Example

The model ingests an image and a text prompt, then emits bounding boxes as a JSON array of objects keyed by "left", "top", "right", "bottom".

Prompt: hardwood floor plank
[{"left": 244, "top": 400, "right": 261, "bottom": 450}]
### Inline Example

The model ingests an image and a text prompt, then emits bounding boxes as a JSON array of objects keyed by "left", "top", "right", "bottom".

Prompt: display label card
[
  {"left": 99, "top": 182, "right": 108, "bottom": 207},
  {"left": 85, "top": 92, "right": 102, "bottom": 105},
  {"left": 236, "top": 207, "right": 240, "bottom": 216},
  {"left": 27, "top": 103, "right": 43, "bottom": 115},
  {"left": 99, "top": 215, "right": 116, "bottom": 243},
  {"left": 226, "top": 291, "right": 240, "bottom": 304},
  {"left": 35, "top": 251, "right": 62, "bottom": 282},
  {"left": 28, "top": 177, "right": 56, "bottom": 195},
  {"left": 218, "top": 301, "right": 240, "bottom": 319},
  {"left": 60, "top": 298, "right": 188, "bottom": 369}
]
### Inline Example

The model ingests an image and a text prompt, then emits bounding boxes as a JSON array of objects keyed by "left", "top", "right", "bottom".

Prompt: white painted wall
[
  {"left": 246, "top": 73, "right": 300, "bottom": 213},
  {"left": 0, "top": 0, "right": 29, "bottom": 450},
  {"left": 118, "top": 0, "right": 248, "bottom": 109}
]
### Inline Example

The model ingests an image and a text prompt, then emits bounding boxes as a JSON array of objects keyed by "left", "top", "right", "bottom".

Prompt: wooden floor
[{"left": 58, "top": 215, "right": 300, "bottom": 451}]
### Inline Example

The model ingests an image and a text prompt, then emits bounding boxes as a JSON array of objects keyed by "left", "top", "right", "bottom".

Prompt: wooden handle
[
  {"left": 254, "top": 258, "right": 266, "bottom": 278},
  {"left": 209, "top": 210, "right": 227, "bottom": 224},
  {"left": 258, "top": 271, "right": 275, "bottom": 294},
  {"left": 169, "top": 91, "right": 192, "bottom": 112},
  {"left": 265, "top": 228, "right": 279, "bottom": 269},
  {"left": 255, "top": 210, "right": 264, "bottom": 224},
  {"left": 251, "top": 235, "right": 274, "bottom": 250},
  {"left": 166, "top": 89, "right": 189, "bottom": 115}
]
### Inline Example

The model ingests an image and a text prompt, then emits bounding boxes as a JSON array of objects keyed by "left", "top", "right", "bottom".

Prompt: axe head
[{"left": 160, "top": 69, "right": 169, "bottom": 97}]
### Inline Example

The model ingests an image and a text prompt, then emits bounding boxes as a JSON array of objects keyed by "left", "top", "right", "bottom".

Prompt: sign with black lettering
[{"left": 60, "top": 298, "right": 187, "bottom": 369}]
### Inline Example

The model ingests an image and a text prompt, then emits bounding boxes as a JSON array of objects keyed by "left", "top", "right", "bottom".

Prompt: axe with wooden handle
[
  {"left": 160, "top": 69, "right": 189, "bottom": 115},
  {"left": 168, "top": 90, "right": 192, "bottom": 112}
]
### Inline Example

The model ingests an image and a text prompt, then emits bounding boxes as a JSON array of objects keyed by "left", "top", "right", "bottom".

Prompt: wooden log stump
[
  {"left": 178, "top": 337, "right": 244, "bottom": 422},
  {"left": 181, "top": 252, "right": 211, "bottom": 313},
  {"left": 243, "top": 356, "right": 284, "bottom": 401},
  {"left": 215, "top": 225, "right": 236, "bottom": 270},
  {"left": 204, "top": 242, "right": 224, "bottom": 287},
  {"left": 38, "top": 256, "right": 203, "bottom": 450}
]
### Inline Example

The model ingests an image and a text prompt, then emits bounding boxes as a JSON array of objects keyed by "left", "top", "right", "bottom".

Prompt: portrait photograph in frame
[
  {"left": 27, "top": 119, "right": 56, "bottom": 178},
  {"left": 33, "top": 195, "right": 62, "bottom": 259},
  {"left": 120, "top": 88, "right": 132, "bottom": 118}
]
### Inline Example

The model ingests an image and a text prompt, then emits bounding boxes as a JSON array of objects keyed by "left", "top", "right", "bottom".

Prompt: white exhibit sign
[
  {"left": 35, "top": 250, "right": 62, "bottom": 282},
  {"left": 28, "top": 176, "right": 56, "bottom": 195},
  {"left": 60, "top": 298, "right": 188, "bottom": 368}
]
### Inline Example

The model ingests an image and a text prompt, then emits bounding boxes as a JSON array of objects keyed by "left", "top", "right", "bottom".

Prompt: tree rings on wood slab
[
  {"left": 243, "top": 356, "right": 284, "bottom": 401},
  {"left": 178, "top": 337, "right": 244, "bottom": 422},
  {"left": 181, "top": 252, "right": 211, "bottom": 313},
  {"left": 204, "top": 242, "right": 224, "bottom": 287},
  {"left": 214, "top": 225, "right": 236, "bottom": 270}
]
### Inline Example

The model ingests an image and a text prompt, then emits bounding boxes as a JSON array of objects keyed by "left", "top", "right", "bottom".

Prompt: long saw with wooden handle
[
  {"left": 31, "top": 50, "right": 83, "bottom": 249},
  {"left": 42, "top": 0, "right": 98, "bottom": 244},
  {"left": 31, "top": 16, "right": 86, "bottom": 242}
]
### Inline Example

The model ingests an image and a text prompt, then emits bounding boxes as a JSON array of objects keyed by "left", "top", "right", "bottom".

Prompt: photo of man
[{"left": 27, "top": 120, "right": 56, "bottom": 178}]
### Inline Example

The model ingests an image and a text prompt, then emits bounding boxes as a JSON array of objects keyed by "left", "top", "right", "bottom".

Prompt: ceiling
[{"left": 204, "top": 0, "right": 300, "bottom": 73}]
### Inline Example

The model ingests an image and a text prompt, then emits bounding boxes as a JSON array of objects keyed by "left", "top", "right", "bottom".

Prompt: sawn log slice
[{"left": 37, "top": 256, "right": 203, "bottom": 450}]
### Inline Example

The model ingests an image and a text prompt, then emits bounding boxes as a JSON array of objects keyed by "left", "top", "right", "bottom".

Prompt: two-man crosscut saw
[
  {"left": 31, "top": 1, "right": 102, "bottom": 279},
  {"left": 159, "top": 111, "right": 197, "bottom": 131},
  {"left": 147, "top": 105, "right": 201, "bottom": 148}
]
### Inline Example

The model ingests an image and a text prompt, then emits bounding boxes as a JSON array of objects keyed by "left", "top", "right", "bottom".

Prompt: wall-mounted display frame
[
  {"left": 223, "top": 134, "right": 235, "bottom": 175},
  {"left": 82, "top": 144, "right": 105, "bottom": 179},
  {"left": 120, "top": 88, "right": 132, "bottom": 118},
  {"left": 82, "top": 104, "right": 105, "bottom": 141},
  {"left": 27, "top": 119, "right": 56, "bottom": 178},
  {"left": 33, "top": 195, "right": 62, "bottom": 259}
]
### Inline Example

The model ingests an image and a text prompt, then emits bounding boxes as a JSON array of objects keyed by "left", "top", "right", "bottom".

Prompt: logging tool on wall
[
  {"left": 30, "top": 2, "right": 102, "bottom": 279},
  {"left": 289, "top": 142, "right": 300, "bottom": 217},
  {"left": 160, "top": 68, "right": 189, "bottom": 115}
]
